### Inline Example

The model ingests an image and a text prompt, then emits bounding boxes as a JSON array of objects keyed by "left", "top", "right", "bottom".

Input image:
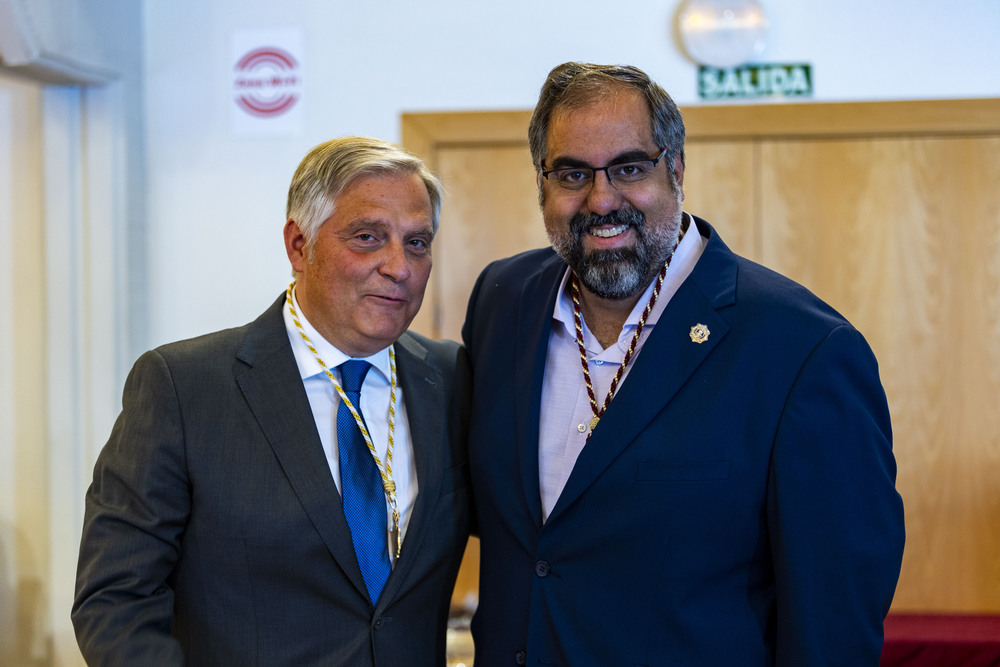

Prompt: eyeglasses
[{"left": 541, "top": 147, "right": 669, "bottom": 192}]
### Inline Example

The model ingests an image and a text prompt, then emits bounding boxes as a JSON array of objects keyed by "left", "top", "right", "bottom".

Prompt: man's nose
[
  {"left": 379, "top": 242, "right": 412, "bottom": 282},
  {"left": 584, "top": 169, "right": 625, "bottom": 216}
]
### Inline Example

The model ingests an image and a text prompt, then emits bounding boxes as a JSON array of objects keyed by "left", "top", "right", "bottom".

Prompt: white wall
[
  {"left": 1, "top": 1, "right": 144, "bottom": 662},
  {"left": 142, "top": 0, "right": 1000, "bottom": 351}
]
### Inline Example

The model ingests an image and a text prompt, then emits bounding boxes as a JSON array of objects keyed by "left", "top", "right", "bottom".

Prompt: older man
[
  {"left": 73, "top": 137, "right": 471, "bottom": 666},
  {"left": 463, "top": 62, "right": 904, "bottom": 665}
]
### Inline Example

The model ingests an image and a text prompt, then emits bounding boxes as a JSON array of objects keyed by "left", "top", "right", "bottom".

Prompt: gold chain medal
[{"left": 285, "top": 283, "right": 403, "bottom": 558}]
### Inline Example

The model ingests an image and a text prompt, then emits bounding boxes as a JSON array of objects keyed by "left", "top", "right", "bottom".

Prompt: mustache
[{"left": 569, "top": 206, "right": 646, "bottom": 236}]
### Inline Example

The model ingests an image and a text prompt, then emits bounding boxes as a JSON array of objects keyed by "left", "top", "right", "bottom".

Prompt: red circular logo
[{"left": 233, "top": 47, "right": 302, "bottom": 118}]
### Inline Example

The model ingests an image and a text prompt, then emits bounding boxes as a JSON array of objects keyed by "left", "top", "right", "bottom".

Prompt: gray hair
[
  {"left": 286, "top": 136, "right": 443, "bottom": 256},
  {"left": 528, "top": 62, "right": 686, "bottom": 175}
]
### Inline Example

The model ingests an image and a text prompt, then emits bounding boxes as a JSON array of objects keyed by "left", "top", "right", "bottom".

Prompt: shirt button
[
  {"left": 515, "top": 650, "right": 527, "bottom": 665},
  {"left": 535, "top": 560, "right": 550, "bottom": 577},
  {"left": 577, "top": 423, "right": 587, "bottom": 433}
]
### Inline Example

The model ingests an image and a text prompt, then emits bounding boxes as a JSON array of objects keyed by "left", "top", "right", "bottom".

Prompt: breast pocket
[{"left": 636, "top": 460, "right": 732, "bottom": 481}]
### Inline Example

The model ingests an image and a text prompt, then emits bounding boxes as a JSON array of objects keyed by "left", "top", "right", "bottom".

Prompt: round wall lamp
[{"left": 677, "top": 0, "right": 769, "bottom": 68}]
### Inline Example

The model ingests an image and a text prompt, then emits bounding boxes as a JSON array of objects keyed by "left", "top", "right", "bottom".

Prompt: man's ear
[{"left": 284, "top": 219, "right": 308, "bottom": 272}]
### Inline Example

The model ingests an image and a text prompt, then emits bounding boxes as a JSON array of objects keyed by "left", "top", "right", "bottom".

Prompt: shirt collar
[{"left": 282, "top": 287, "right": 392, "bottom": 383}]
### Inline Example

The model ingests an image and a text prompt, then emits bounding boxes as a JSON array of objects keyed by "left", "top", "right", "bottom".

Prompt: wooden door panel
[
  {"left": 684, "top": 140, "right": 758, "bottom": 260},
  {"left": 760, "top": 135, "right": 1000, "bottom": 610},
  {"left": 432, "top": 144, "right": 546, "bottom": 342}
]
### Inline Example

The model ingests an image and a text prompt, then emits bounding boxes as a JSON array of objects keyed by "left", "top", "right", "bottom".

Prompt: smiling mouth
[{"left": 590, "top": 224, "right": 630, "bottom": 238}]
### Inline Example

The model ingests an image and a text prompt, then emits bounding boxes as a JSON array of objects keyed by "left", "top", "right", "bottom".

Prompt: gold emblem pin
[{"left": 689, "top": 324, "right": 710, "bottom": 344}]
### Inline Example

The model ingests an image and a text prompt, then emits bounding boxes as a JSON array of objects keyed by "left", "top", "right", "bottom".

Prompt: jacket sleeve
[
  {"left": 72, "top": 350, "right": 189, "bottom": 666},
  {"left": 768, "top": 324, "right": 905, "bottom": 665}
]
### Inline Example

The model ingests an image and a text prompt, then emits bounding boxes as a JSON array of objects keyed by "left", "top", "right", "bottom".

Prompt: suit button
[
  {"left": 514, "top": 650, "right": 526, "bottom": 664},
  {"left": 373, "top": 616, "right": 384, "bottom": 630},
  {"left": 534, "top": 560, "right": 550, "bottom": 577}
]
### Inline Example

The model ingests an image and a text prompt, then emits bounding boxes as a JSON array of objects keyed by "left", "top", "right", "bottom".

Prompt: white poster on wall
[{"left": 230, "top": 28, "right": 305, "bottom": 136}]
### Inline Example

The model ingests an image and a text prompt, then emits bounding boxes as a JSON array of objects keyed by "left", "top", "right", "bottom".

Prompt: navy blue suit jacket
[{"left": 462, "top": 218, "right": 904, "bottom": 666}]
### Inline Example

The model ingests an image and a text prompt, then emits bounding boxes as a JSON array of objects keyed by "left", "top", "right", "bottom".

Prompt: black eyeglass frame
[{"left": 540, "top": 147, "right": 669, "bottom": 190}]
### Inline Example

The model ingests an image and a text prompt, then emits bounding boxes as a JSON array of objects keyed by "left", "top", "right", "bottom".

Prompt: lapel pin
[{"left": 689, "top": 323, "right": 710, "bottom": 344}]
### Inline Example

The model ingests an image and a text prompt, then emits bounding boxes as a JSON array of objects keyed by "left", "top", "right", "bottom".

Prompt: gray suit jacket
[{"left": 73, "top": 294, "right": 472, "bottom": 666}]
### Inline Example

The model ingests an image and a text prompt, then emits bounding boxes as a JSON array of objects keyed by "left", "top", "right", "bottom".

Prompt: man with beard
[{"left": 461, "top": 62, "right": 904, "bottom": 665}]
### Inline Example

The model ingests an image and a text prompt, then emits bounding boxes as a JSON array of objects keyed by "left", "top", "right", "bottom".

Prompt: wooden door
[
  {"left": 403, "top": 99, "right": 1000, "bottom": 613},
  {"left": 759, "top": 133, "right": 1000, "bottom": 611}
]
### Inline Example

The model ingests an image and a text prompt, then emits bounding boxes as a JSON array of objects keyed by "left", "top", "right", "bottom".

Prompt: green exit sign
[{"left": 699, "top": 64, "right": 813, "bottom": 100}]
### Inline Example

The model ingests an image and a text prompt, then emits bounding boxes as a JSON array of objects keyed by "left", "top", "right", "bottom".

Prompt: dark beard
[{"left": 550, "top": 206, "right": 677, "bottom": 300}]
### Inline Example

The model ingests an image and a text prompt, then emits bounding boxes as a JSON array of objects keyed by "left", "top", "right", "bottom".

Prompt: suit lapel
[
  {"left": 515, "top": 254, "right": 568, "bottom": 527},
  {"left": 373, "top": 333, "right": 444, "bottom": 608},
  {"left": 233, "top": 295, "right": 370, "bottom": 601},
  {"left": 547, "top": 220, "right": 739, "bottom": 521}
]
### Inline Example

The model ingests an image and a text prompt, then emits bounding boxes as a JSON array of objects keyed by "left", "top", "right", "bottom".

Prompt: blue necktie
[{"left": 337, "top": 360, "right": 391, "bottom": 604}]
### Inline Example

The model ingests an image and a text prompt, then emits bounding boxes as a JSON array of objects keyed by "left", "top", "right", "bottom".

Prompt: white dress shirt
[
  {"left": 538, "top": 213, "right": 707, "bottom": 520},
  {"left": 283, "top": 290, "right": 418, "bottom": 561}
]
